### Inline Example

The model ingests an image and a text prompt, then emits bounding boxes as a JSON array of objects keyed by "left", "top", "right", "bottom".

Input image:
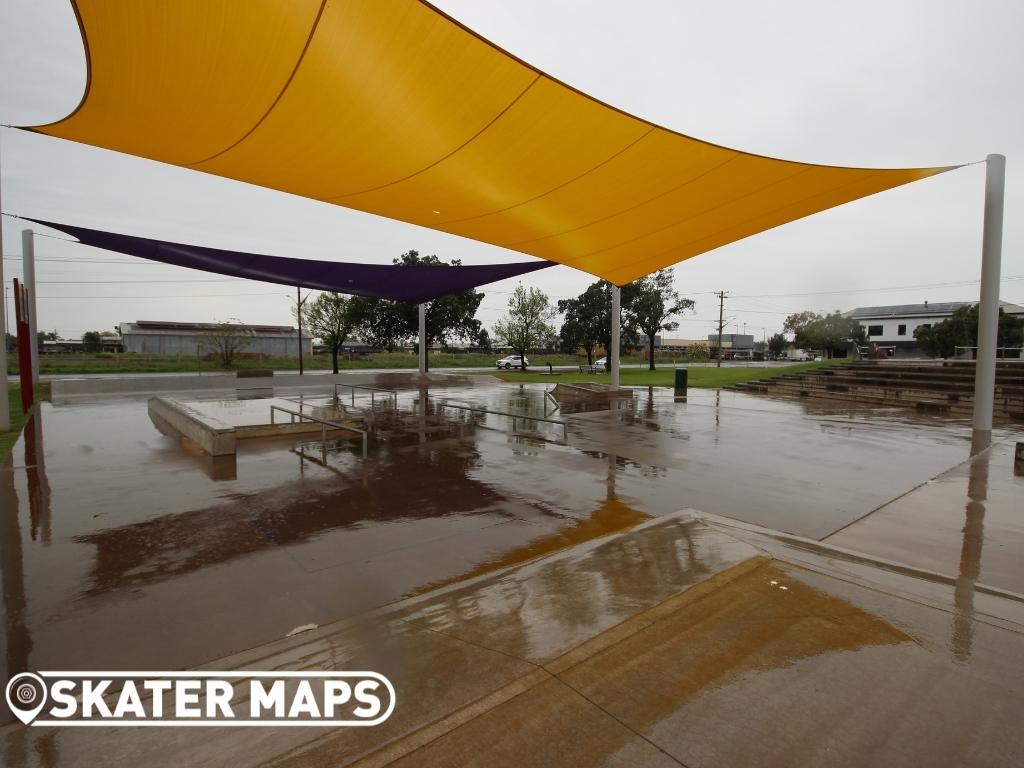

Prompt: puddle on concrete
[{"left": 1, "top": 377, "right": 1011, "bottom": 687}]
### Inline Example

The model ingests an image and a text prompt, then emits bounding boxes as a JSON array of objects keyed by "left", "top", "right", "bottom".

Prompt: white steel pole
[
  {"left": 23, "top": 229, "right": 39, "bottom": 387},
  {"left": 610, "top": 285, "right": 621, "bottom": 388},
  {"left": 971, "top": 154, "right": 1005, "bottom": 451},
  {"left": 418, "top": 303, "right": 427, "bottom": 375}
]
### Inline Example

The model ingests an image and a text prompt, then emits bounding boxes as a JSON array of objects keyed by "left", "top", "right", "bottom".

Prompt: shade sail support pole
[
  {"left": 296, "top": 286, "right": 304, "bottom": 375},
  {"left": 23, "top": 230, "right": 39, "bottom": 387},
  {"left": 418, "top": 303, "right": 427, "bottom": 375},
  {"left": 971, "top": 153, "right": 1005, "bottom": 453},
  {"left": 610, "top": 286, "right": 621, "bottom": 388}
]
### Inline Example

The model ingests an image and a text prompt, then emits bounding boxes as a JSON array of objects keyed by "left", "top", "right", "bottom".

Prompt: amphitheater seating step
[{"left": 727, "top": 360, "right": 1024, "bottom": 421}]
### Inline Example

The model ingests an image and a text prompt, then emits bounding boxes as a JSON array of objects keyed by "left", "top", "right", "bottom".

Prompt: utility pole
[{"left": 715, "top": 291, "right": 727, "bottom": 368}]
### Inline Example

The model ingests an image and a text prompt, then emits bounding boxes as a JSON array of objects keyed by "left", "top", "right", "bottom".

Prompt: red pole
[{"left": 13, "top": 279, "right": 34, "bottom": 413}]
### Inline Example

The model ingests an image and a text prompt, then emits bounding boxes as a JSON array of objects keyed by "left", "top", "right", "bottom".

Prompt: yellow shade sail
[{"left": 29, "top": 0, "right": 956, "bottom": 284}]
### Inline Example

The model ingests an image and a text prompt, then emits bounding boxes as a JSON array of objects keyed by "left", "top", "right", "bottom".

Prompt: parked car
[
  {"left": 594, "top": 357, "right": 608, "bottom": 369},
  {"left": 496, "top": 355, "right": 529, "bottom": 369}
]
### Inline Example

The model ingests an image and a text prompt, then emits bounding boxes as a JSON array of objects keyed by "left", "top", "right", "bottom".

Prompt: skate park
[{"left": 2, "top": 1, "right": 1023, "bottom": 766}]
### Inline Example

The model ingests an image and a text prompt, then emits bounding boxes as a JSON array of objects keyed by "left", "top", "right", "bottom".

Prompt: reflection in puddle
[
  {"left": 410, "top": 494, "right": 652, "bottom": 596},
  {"left": 952, "top": 447, "right": 989, "bottom": 662},
  {"left": 560, "top": 559, "right": 912, "bottom": 740}
]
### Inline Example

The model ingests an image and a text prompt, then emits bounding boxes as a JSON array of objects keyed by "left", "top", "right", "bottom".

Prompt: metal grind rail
[
  {"left": 270, "top": 404, "right": 368, "bottom": 458},
  {"left": 334, "top": 383, "right": 399, "bottom": 408},
  {"left": 436, "top": 401, "right": 569, "bottom": 440}
]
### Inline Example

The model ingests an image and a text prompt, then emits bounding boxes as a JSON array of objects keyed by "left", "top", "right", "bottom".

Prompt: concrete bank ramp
[{"left": 4, "top": 513, "right": 1021, "bottom": 767}]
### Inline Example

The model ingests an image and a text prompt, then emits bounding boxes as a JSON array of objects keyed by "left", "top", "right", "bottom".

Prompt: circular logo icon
[{"left": 5, "top": 672, "right": 48, "bottom": 725}]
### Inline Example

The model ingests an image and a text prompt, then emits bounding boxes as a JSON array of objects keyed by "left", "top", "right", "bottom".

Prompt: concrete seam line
[
  {"left": 778, "top": 560, "right": 1024, "bottom": 637},
  {"left": 268, "top": 668, "right": 555, "bottom": 768},
  {"left": 690, "top": 510, "right": 1024, "bottom": 605},
  {"left": 554, "top": 675, "right": 693, "bottom": 768},
  {"left": 818, "top": 443, "right": 999, "bottom": 540}
]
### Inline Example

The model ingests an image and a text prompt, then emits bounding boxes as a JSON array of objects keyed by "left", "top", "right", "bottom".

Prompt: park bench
[{"left": 578, "top": 364, "right": 603, "bottom": 374}]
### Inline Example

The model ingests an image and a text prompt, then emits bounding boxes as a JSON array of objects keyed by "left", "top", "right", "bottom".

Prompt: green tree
[
  {"left": 783, "top": 311, "right": 823, "bottom": 349},
  {"left": 348, "top": 296, "right": 405, "bottom": 352},
  {"left": 784, "top": 310, "right": 863, "bottom": 358},
  {"left": 303, "top": 292, "right": 357, "bottom": 374},
  {"left": 350, "top": 251, "right": 484, "bottom": 369},
  {"left": 476, "top": 327, "right": 492, "bottom": 352},
  {"left": 81, "top": 331, "right": 102, "bottom": 352},
  {"left": 622, "top": 269, "right": 695, "bottom": 370},
  {"left": 557, "top": 281, "right": 609, "bottom": 365},
  {"left": 492, "top": 285, "right": 557, "bottom": 367},
  {"left": 768, "top": 332, "right": 787, "bottom": 357},
  {"left": 915, "top": 304, "right": 1024, "bottom": 358}
]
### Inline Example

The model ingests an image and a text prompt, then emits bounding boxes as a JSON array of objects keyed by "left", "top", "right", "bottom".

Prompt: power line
[
  {"left": 35, "top": 291, "right": 289, "bottom": 299},
  {"left": 732, "top": 276, "right": 1024, "bottom": 298},
  {"left": 38, "top": 278, "right": 246, "bottom": 284}
]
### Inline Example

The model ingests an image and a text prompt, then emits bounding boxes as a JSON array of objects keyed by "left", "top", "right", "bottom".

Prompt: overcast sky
[{"left": 1, "top": 0, "right": 1022, "bottom": 341}]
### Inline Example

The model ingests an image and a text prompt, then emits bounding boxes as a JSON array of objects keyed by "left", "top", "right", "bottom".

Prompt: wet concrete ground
[
  {"left": 4, "top": 514, "right": 1021, "bottom": 767},
  {"left": 1, "top": 375, "right": 1022, "bottom": 764}
]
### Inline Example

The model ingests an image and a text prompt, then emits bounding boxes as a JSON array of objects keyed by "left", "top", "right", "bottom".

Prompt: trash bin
[{"left": 674, "top": 368, "right": 688, "bottom": 392}]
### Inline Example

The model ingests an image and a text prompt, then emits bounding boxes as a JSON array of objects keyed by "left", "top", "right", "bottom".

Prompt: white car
[
  {"left": 496, "top": 355, "right": 529, "bottom": 369},
  {"left": 594, "top": 357, "right": 608, "bottom": 369}
]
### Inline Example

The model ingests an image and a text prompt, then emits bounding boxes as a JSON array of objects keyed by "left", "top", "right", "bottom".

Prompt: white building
[
  {"left": 119, "top": 321, "right": 311, "bottom": 358},
  {"left": 845, "top": 301, "right": 1024, "bottom": 356}
]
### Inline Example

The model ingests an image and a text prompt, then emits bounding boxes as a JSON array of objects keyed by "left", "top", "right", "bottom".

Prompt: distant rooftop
[
  {"left": 846, "top": 301, "right": 1024, "bottom": 319},
  {"left": 119, "top": 321, "right": 302, "bottom": 337}
]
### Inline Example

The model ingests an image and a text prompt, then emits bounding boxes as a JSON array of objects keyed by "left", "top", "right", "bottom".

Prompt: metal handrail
[
  {"left": 954, "top": 346, "right": 1024, "bottom": 357},
  {"left": 436, "top": 401, "right": 568, "bottom": 440},
  {"left": 544, "top": 390, "right": 560, "bottom": 413},
  {"left": 270, "top": 405, "right": 368, "bottom": 457},
  {"left": 334, "top": 382, "right": 398, "bottom": 408}
]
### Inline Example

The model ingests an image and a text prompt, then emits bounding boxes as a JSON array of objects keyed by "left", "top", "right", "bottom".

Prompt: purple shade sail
[{"left": 29, "top": 219, "right": 553, "bottom": 303}]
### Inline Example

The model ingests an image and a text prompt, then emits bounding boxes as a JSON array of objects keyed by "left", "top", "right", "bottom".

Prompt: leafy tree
[
  {"left": 348, "top": 296, "right": 407, "bottom": 352},
  {"left": 303, "top": 292, "right": 358, "bottom": 374},
  {"left": 784, "top": 310, "right": 864, "bottom": 358},
  {"left": 768, "top": 332, "right": 787, "bottom": 357},
  {"left": 783, "top": 311, "right": 823, "bottom": 348},
  {"left": 622, "top": 269, "right": 695, "bottom": 370},
  {"left": 476, "top": 327, "right": 492, "bottom": 352},
  {"left": 915, "top": 304, "right": 1024, "bottom": 358},
  {"left": 814, "top": 312, "right": 865, "bottom": 358},
  {"left": 199, "top": 319, "right": 254, "bottom": 368},
  {"left": 557, "top": 281, "right": 609, "bottom": 365},
  {"left": 81, "top": 331, "right": 103, "bottom": 352},
  {"left": 349, "top": 251, "right": 484, "bottom": 370},
  {"left": 492, "top": 285, "right": 557, "bottom": 367}
]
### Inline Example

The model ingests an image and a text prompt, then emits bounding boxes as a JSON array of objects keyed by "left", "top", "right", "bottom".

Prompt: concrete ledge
[
  {"left": 552, "top": 382, "right": 633, "bottom": 400},
  {"left": 49, "top": 371, "right": 478, "bottom": 400},
  {"left": 148, "top": 397, "right": 237, "bottom": 456},
  {"left": 52, "top": 372, "right": 351, "bottom": 399}
]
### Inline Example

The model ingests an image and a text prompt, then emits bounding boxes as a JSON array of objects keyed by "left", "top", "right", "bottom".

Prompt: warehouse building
[{"left": 118, "top": 321, "right": 311, "bottom": 358}]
